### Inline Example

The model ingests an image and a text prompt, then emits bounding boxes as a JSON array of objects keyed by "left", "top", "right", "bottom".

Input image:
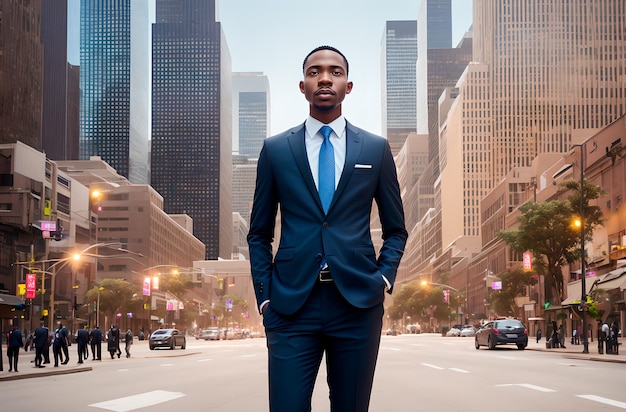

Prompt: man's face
[{"left": 300, "top": 49, "right": 352, "bottom": 120}]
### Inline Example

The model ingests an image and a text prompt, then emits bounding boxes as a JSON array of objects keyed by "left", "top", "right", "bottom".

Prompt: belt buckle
[{"left": 319, "top": 269, "right": 333, "bottom": 282}]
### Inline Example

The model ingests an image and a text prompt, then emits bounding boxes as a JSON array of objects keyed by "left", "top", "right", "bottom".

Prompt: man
[
  {"left": 55, "top": 321, "right": 69, "bottom": 364},
  {"left": 76, "top": 325, "right": 89, "bottom": 364},
  {"left": 89, "top": 325, "right": 103, "bottom": 360},
  {"left": 7, "top": 324, "right": 23, "bottom": 372},
  {"left": 124, "top": 329, "right": 133, "bottom": 358},
  {"left": 107, "top": 324, "right": 121, "bottom": 359},
  {"left": 248, "top": 45, "right": 407, "bottom": 411},
  {"left": 33, "top": 321, "right": 49, "bottom": 368}
]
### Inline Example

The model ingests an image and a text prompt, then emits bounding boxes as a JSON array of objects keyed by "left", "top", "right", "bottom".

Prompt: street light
[
  {"left": 421, "top": 281, "right": 465, "bottom": 327},
  {"left": 572, "top": 143, "right": 589, "bottom": 354}
]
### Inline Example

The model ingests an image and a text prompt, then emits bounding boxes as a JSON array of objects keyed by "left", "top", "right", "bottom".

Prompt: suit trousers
[
  {"left": 7, "top": 347, "right": 19, "bottom": 371},
  {"left": 264, "top": 280, "right": 383, "bottom": 412}
]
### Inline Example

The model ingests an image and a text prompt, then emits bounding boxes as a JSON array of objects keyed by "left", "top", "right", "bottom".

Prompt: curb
[{"left": 0, "top": 366, "right": 92, "bottom": 382}]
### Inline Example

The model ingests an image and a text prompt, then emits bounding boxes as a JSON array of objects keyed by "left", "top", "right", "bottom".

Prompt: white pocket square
[{"left": 354, "top": 164, "right": 372, "bottom": 169}]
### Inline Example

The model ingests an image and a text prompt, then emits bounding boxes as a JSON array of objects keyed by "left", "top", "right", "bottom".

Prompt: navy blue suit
[{"left": 248, "top": 121, "right": 407, "bottom": 411}]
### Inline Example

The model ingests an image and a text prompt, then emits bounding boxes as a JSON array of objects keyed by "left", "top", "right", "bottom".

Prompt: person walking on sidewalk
[
  {"left": 536, "top": 327, "right": 542, "bottom": 343},
  {"left": 33, "top": 321, "right": 48, "bottom": 368},
  {"left": 90, "top": 325, "right": 102, "bottom": 360},
  {"left": 56, "top": 321, "right": 69, "bottom": 364},
  {"left": 124, "top": 329, "right": 133, "bottom": 358},
  {"left": 107, "top": 324, "right": 121, "bottom": 359},
  {"left": 7, "top": 324, "right": 23, "bottom": 372},
  {"left": 76, "top": 325, "right": 89, "bottom": 364}
]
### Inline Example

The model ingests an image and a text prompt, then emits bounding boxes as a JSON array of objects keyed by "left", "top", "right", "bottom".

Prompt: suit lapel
[
  {"left": 331, "top": 122, "right": 363, "bottom": 211},
  {"left": 287, "top": 124, "right": 324, "bottom": 211}
]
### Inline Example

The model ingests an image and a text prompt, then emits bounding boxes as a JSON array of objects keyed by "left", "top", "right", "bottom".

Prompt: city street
[{"left": 2, "top": 333, "right": 626, "bottom": 411}]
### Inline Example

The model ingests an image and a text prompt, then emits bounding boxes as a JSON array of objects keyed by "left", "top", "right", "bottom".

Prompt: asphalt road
[{"left": 3, "top": 334, "right": 626, "bottom": 411}]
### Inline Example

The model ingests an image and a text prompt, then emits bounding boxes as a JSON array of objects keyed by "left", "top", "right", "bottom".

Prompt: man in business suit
[
  {"left": 89, "top": 325, "right": 103, "bottom": 360},
  {"left": 248, "top": 45, "right": 407, "bottom": 412},
  {"left": 76, "top": 325, "right": 89, "bottom": 364},
  {"left": 33, "top": 321, "right": 49, "bottom": 368}
]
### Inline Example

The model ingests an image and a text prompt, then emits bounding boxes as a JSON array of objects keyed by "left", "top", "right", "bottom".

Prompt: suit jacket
[
  {"left": 77, "top": 329, "right": 89, "bottom": 345},
  {"left": 248, "top": 121, "right": 407, "bottom": 315},
  {"left": 33, "top": 326, "right": 49, "bottom": 349}
]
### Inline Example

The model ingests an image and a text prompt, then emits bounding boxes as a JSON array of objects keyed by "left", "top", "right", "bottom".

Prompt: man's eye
[
  {"left": 309, "top": 71, "right": 319, "bottom": 76},
  {"left": 332, "top": 71, "right": 343, "bottom": 76}
]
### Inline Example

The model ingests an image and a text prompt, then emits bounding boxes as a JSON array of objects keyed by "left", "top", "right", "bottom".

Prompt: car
[
  {"left": 446, "top": 327, "right": 461, "bottom": 337},
  {"left": 201, "top": 328, "right": 220, "bottom": 341},
  {"left": 149, "top": 328, "right": 186, "bottom": 350},
  {"left": 475, "top": 319, "right": 528, "bottom": 350},
  {"left": 460, "top": 325, "right": 476, "bottom": 337}
]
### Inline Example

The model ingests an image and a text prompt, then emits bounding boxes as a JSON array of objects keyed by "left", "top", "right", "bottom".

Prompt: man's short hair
[{"left": 303, "top": 45, "right": 349, "bottom": 75}]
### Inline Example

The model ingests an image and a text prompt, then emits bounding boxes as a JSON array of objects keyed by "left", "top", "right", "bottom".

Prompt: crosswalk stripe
[
  {"left": 88, "top": 390, "right": 185, "bottom": 412},
  {"left": 577, "top": 395, "right": 626, "bottom": 409}
]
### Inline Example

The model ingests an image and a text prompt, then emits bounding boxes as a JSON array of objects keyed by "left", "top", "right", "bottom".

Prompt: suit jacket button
[
  {"left": 315, "top": 253, "right": 323, "bottom": 262},
  {"left": 322, "top": 222, "right": 329, "bottom": 229}
]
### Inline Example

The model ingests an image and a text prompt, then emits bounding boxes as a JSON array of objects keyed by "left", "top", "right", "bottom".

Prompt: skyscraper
[
  {"left": 0, "top": 0, "right": 43, "bottom": 149},
  {"left": 381, "top": 20, "right": 417, "bottom": 155},
  {"left": 473, "top": 0, "right": 626, "bottom": 185},
  {"left": 233, "top": 72, "right": 270, "bottom": 159},
  {"left": 41, "top": 0, "right": 80, "bottom": 161},
  {"left": 151, "top": 0, "right": 233, "bottom": 260},
  {"left": 79, "top": 0, "right": 150, "bottom": 183}
]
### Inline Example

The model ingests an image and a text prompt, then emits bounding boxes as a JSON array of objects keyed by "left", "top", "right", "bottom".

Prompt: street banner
[
  {"left": 143, "top": 277, "right": 151, "bottom": 296},
  {"left": 523, "top": 252, "right": 533, "bottom": 271},
  {"left": 26, "top": 273, "right": 36, "bottom": 299}
]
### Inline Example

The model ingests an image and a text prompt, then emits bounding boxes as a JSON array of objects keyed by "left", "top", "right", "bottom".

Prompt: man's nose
[{"left": 318, "top": 70, "right": 332, "bottom": 84}]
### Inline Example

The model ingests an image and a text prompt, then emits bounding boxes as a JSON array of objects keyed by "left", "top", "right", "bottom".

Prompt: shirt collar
[{"left": 305, "top": 116, "right": 346, "bottom": 138}]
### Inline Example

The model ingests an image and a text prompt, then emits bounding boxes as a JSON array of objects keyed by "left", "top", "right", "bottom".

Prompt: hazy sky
[{"left": 69, "top": 0, "right": 473, "bottom": 137}]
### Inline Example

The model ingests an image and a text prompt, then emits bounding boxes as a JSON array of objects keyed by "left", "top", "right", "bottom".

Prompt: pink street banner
[
  {"left": 143, "top": 277, "right": 151, "bottom": 296},
  {"left": 26, "top": 273, "right": 37, "bottom": 299}
]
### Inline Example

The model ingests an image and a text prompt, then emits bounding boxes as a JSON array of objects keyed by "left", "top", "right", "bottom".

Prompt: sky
[{"left": 69, "top": 0, "right": 474, "bottom": 137}]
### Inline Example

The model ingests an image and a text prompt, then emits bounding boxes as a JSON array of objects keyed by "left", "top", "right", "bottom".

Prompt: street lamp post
[
  {"left": 421, "top": 281, "right": 464, "bottom": 327},
  {"left": 573, "top": 144, "right": 589, "bottom": 354}
]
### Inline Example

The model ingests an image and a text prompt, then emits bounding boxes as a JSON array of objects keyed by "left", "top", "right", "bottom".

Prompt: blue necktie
[{"left": 318, "top": 125, "right": 334, "bottom": 213}]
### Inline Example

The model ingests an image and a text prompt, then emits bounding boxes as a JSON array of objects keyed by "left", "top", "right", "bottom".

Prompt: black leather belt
[{"left": 318, "top": 269, "right": 333, "bottom": 282}]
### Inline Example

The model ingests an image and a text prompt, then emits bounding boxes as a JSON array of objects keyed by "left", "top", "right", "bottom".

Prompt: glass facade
[
  {"left": 79, "top": 0, "right": 150, "bottom": 183},
  {"left": 151, "top": 0, "right": 232, "bottom": 260},
  {"left": 238, "top": 92, "right": 267, "bottom": 158}
]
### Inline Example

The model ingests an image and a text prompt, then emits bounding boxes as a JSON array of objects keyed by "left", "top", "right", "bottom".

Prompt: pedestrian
[
  {"left": 558, "top": 324, "right": 566, "bottom": 348},
  {"left": 247, "top": 45, "right": 407, "bottom": 412},
  {"left": 602, "top": 322, "right": 610, "bottom": 353},
  {"left": 89, "top": 325, "right": 102, "bottom": 360},
  {"left": 33, "top": 321, "right": 49, "bottom": 368},
  {"left": 611, "top": 320, "right": 619, "bottom": 355},
  {"left": 76, "top": 325, "right": 89, "bottom": 364},
  {"left": 56, "top": 321, "right": 69, "bottom": 364},
  {"left": 551, "top": 321, "right": 559, "bottom": 348},
  {"left": 124, "top": 329, "right": 133, "bottom": 358},
  {"left": 7, "top": 324, "right": 23, "bottom": 372},
  {"left": 52, "top": 326, "right": 64, "bottom": 367},
  {"left": 107, "top": 325, "right": 121, "bottom": 359},
  {"left": 536, "top": 327, "right": 542, "bottom": 343}
]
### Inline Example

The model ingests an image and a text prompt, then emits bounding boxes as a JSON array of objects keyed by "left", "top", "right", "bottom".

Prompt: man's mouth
[{"left": 316, "top": 88, "right": 334, "bottom": 95}]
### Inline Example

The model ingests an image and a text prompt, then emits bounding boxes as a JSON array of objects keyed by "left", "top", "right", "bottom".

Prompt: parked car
[
  {"left": 201, "top": 328, "right": 220, "bottom": 341},
  {"left": 149, "top": 328, "right": 186, "bottom": 350},
  {"left": 475, "top": 319, "right": 528, "bottom": 350},
  {"left": 460, "top": 325, "right": 476, "bottom": 337},
  {"left": 446, "top": 327, "right": 461, "bottom": 337}
]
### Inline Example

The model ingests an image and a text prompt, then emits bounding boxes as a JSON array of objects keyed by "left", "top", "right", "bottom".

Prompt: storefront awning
[{"left": 0, "top": 293, "right": 25, "bottom": 307}]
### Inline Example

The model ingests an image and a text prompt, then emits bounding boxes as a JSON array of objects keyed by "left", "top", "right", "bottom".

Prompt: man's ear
[
  {"left": 346, "top": 81, "right": 354, "bottom": 94},
  {"left": 299, "top": 80, "right": 305, "bottom": 94}
]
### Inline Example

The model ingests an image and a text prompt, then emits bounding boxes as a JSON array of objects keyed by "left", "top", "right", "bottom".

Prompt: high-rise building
[
  {"left": 151, "top": 0, "right": 233, "bottom": 260},
  {"left": 41, "top": 0, "right": 80, "bottom": 161},
  {"left": 233, "top": 72, "right": 270, "bottom": 159},
  {"left": 472, "top": 0, "right": 626, "bottom": 185},
  {"left": 0, "top": 0, "right": 43, "bottom": 149},
  {"left": 381, "top": 20, "right": 417, "bottom": 155},
  {"left": 79, "top": 0, "right": 150, "bottom": 183}
]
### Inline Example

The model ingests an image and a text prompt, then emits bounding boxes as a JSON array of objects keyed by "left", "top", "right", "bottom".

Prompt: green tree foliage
[
  {"left": 85, "top": 278, "right": 143, "bottom": 322},
  {"left": 498, "top": 179, "right": 604, "bottom": 304},
  {"left": 488, "top": 266, "right": 538, "bottom": 316},
  {"left": 387, "top": 280, "right": 463, "bottom": 324},
  {"left": 158, "top": 273, "right": 197, "bottom": 297}
]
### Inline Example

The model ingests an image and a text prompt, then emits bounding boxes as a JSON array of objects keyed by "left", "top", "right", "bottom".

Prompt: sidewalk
[
  {"left": 0, "top": 349, "right": 93, "bottom": 381},
  {"left": 525, "top": 336, "right": 626, "bottom": 363}
]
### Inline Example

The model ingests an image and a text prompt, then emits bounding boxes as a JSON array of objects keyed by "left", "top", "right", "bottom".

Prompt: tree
[
  {"left": 498, "top": 179, "right": 604, "bottom": 305},
  {"left": 488, "top": 266, "right": 538, "bottom": 316},
  {"left": 85, "top": 278, "right": 143, "bottom": 323},
  {"left": 158, "top": 273, "right": 197, "bottom": 297}
]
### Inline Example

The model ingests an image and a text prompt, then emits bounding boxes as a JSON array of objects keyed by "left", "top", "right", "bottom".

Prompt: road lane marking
[
  {"left": 495, "top": 355, "right": 517, "bottom": 360},
  {"left": 241, "top": 354, "right": 257, "bottom": 357},
  {"left": 421, "top": 363, "right": 444, "bottom": 370},
  {"left": 577, "top": 395, "right": 626, "bottom": 409},
  {"left": 495, "top": 384, "right": 556, "bottom": 392},
  {"left": 118, "top": 369, "right": 128, "bottom": 372},
  {"left": 160, "top": 363, "right": 173, "bottom": 367},
  {"left": 88, "top": 390, "right": 185, "bottom": 411},
  {"left": 448, "top": 368, "right": 469, "bottom": 373},
  {"left": 198, "top": 358, "right": 212, "bottom": 362}
]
